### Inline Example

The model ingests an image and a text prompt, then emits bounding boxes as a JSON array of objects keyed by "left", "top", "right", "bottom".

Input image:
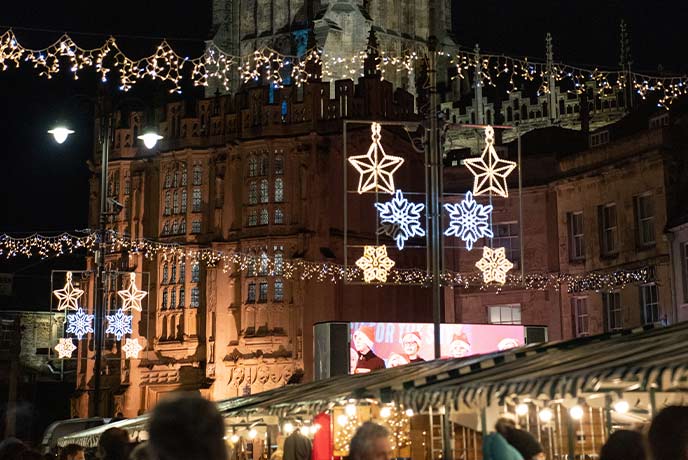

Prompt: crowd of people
[{"left": 1, "top": 395, "right": 687, "bottom": 460}]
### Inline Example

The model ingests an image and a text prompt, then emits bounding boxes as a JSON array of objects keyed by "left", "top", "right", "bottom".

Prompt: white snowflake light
[
  {"left": 444, "top": 191, "right": 494, "bottom": 251},
  {"left": 117, "top": 272, "right": 147, "bottom": 312},
  {"left": 105, "top": 308, "right": 133, "bottom": 341},
  {"left": 374, "top": 189, "right": 425, "bottom": 250},
  {"left": 53, "top": 271, "right": 84, "bottom": 311},
  {"left": 66, "top": 308, "right": 94, "bottom": 340},
  {"left": 475, "top": 246, "right": 514, "bottom": 285},
  {"left": 348, "top": 122, "right": 404, "bottom": 195},
  {"left": 54, "top": 338, "right": 76, "bottom": 358},
  {"left": 355, "top": 245, "right": 396, "bottom": 283},
  {"left": 463, "top": 126, "right": 517, "bottom": 198},
  {"left": 122, "top": 338, "right": 143, "bottom": 359}
]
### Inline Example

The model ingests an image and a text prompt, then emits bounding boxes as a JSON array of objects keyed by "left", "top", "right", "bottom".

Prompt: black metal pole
[{"left": 93, "top": 110, "right": 111, "bottom": 417}]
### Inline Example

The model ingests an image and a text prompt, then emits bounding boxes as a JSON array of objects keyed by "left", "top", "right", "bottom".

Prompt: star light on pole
[
  {"left": 53, "top": 271, "right": 84, "bottom": 311},
  {"left": 443, "top": 191, "right": 494, "bottom": 251},
  {"left": 355, "top": 245, "right": 396, "bottom": 283},
  {"left": 374, "top": 189, "right": 425, "bottom": 250},
  {"left": 117, "top": 272, "right": 147, "bottom": 312},
  {"left": 122, "top": 338, "right": 143, "bottom": 359},
  {"left": 475, "top": 246, "right": 514, "bottom": 285},
  {"left": 348, "top": 122, "right": 404, "bottom": 195},
  {"left": 463, "top": 126, "right": 517, "bottom": 198},
  {"left": 54, "top": 338, "right": 77, "bottom": 359}
]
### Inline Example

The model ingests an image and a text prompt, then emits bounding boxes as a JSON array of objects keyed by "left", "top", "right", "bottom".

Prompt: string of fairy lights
[
  {"left": 1, "top": 28, "right": 686, "bottom": 106},
  {"left": 0, "top": 230, "right": 649, "bottom": 292}
]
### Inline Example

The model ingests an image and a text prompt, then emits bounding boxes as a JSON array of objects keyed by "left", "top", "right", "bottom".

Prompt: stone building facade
[{"left": 73, "top": 74, "right": 430, "bottom": 417}]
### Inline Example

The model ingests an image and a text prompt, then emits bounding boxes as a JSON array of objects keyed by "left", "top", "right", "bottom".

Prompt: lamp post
[{"left": 50, "top": 97, "right": 161, "bottom": 416}]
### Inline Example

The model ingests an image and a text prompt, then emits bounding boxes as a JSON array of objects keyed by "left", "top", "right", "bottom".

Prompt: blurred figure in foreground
[
  {"left": 348, "top": 422, "right": 392, "bottom": 460},
  {"left": 148, "top": 394, "right": 227, "bottom": 460},
  {"left": 599, "top": 429, "right": 645, "bottom": 460},
  {"left": 648, "top": 405, "right": 688, "bottom": 460}
]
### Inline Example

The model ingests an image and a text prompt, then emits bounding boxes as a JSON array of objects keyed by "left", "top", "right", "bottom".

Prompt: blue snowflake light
[
  {"left": 444, "top": 191, "right": 494, "bottom": 251},
  {"left": 66, "top": 308, "right": 95, "bottom": 340},
  {"left": 374, "top": 189, "right": 425, "bottom": 250},
  {"left": 105, "top": 308, "right": 133, "bottom": 341}
]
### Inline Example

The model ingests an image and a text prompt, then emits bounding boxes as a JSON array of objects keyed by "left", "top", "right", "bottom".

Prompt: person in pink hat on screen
[
  {"left": 448, "top": 332, "right": 472, "bottom": 358},
  {"left": 401, "top": 331, "right": 425, "bottom": 363},
  {"left": 351, "top": 325, "right": 385, "bottom": 373}
]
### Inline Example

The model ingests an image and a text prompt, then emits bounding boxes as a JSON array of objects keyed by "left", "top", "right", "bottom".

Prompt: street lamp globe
[
  {"left": 48, "top": 127, "right": 75, "bottom": 144},
  {"left": 137, "top": 132, "right": 163, "bottom": 149}
]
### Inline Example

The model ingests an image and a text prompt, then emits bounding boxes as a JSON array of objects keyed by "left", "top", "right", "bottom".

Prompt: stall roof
[{"left": 58, "top": 322, "right": 688, "bottom": 447}]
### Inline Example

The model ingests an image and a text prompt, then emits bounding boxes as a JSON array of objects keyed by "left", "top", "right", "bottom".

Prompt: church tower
[{"left": 207, "top": 0, "right": 452, "bottom": 96}]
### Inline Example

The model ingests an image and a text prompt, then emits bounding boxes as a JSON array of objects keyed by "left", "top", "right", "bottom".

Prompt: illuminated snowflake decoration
[
  {"left": 105, "top": 308, "right": 133, "bottom": 341},
  {"left": 475, "top": 246, "right": 514, "bottom": 285},
  {"left": 463, "top": 126, "right": 517, "bottom": 198},
  {"left": 66, "top": 308, "right": 94, "bottom": 340},
  {"left": 443, "top": 191, "right": 493, "bottom": 251},
  {"left": 355, "top": 245, "right": 396, "bottom": 283},
  {"left": 53, "top": 271, "right": 84, "bottom": 311},
  {"left": 374, "top": 190, "right": 425, "bottom": 250},
  {"left": 117, "top": 272, "right": 147, "bottom": 312},
  {"left": 54, "top": 338, "right": 77, "bottom": 359},
  {"left": 348, "top": 122, "right": 405, "bottom": 195},
  {"left": 122, "top": 338, "right": 143, "bottom": 359}
]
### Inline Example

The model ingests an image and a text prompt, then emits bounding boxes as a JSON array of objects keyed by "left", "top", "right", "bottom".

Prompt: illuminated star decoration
[
  {"left": 355, "top": 245, "right": 396, "bottom": 283},
  {"left": 444, "top": 191, "right": 494, "bottom": 251},
  {"left": 122, "top": 338, "right": 143, "bottom": 359},
  {"left": 117, "top": 272, "right": 147, "bottom": 312},
  {"left": 374, "top": 190, "right": 425, "bottom": 250},
  {"left": 53, "top": 271, "right": 84, "bottom": 311},
  {"left": 54, "top": 338, "right": 77, "bottom": 359},
  {"left": 105, "top": 308, "right": 133, "bottom": 341},
  {"left": 348, "top": 122, "right": 404, "bottom": 195},
  {"left": 463, "top": 126, "right": 517, "bottom": 198},
  {"left": 475, "top": 246, "right": 514, "bottom": 285},
  {"left": 65, "top": 308, "right": 95, "bottom": 340}
]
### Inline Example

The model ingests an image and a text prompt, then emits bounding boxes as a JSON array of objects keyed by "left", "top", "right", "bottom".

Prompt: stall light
[
  {"left": 538, "top": 407, "right": 553, "bottom": 423},
  {"left": 380, "top": 406, "right": 392, "bottom": 418},
  {"left": 283, "top": 422, "right": 294, "bottom": 434},
  {"left": 337, "top": 415, "right": 349, "bottom": 427},
  {"left": 515, "top": 403, "right": 529, "bottom": 416},
  {"left": 570, "top": 404, "right": 584, "bottom": 421},
  {"left": 230, "top": 434, "right": 240, "bottom": 444},
  {"left": 312, "top": 423, "right": 322, "bottom": 433},
  {"left": 302, "top": 425, "right": 312, "bottom": 435},
  {"left": 405, "top": 409, "right": 414, "bottom": 417},
  {"left": 248, "top": 429, "right": 258, "bottom": 440},
  {"left": 345, "top": 403, "right": 357, "bottom": 417},
  {"left": 614, "top": 399, "right": 630, "bottom": 414}
]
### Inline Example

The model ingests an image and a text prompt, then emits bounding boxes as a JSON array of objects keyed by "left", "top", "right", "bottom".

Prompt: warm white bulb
[
  {"left": 614, "top": 399, "right": 630, "bottom": 414},
  {"left": 138, "top": 132, "right": 163, "bottom": 149},
  {"left": 230, "top": 434, "right": 240, "bottom": 444},
  {"left": 570, "top": 405, "right": 584, "bottom": 420},
  {"left": 302, "top": 425, "right": 312, "bottom": 435},
  {"left": 312, "top": 423, "right": 321, "bottom": 433},
  {"left": 345, "top": 404, "right": 357, "bottom": 417},
  {"left": 539, "top": 408, "right": 553, "bottom": 423},
  {"left": 283, "top": 422, "right": 294, "bottom": 434},
  {"left": 248, "top": 429, "right": 257, "bottom": 440},
  {"left": 405, "top": 409, "right": 414, "bottom": 417},
  {"left": 337, "top": 415, "right": 349, "bottom": 427},
  {"left": 515, "top": 403, "right": 529, "bottom": 416},
  {"left": 49, "top": 127, "right": 74, "bottom": 144},
  {"left": 380, "top": 407, "right": 392, "bottom": 418}
]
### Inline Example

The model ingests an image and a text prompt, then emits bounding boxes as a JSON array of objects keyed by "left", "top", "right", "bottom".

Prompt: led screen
[{"left": 349, "top": 322, "right": 525, "bottom": 374}]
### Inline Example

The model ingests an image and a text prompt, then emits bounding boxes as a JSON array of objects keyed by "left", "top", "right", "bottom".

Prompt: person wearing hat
[
  {"left": 401, "top": 331, "right": 425, "bottom": 363},
  {"left": 352, "top": 326, "right": 385, "bottom": 373},
  {"left": 448, "top": 332, "right": 472, "bottom": 358}
]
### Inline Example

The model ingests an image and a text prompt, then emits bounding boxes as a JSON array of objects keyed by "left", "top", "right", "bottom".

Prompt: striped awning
[{"left": 57, "top": 322, "right": 688, "bottom": 447}]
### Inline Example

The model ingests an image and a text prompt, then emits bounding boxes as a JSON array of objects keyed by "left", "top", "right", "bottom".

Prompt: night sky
[{"left": 0, "top": 0, "right": 685, "bottom": 306}]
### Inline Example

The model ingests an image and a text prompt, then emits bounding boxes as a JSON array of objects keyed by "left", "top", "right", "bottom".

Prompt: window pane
[
  {"left": 259, "top": 282, "right": 268, "bottom": 302},
  {"left": 260, "top": 179, "right": 269, "bottom": 203},
  {"left": 247, "top": 283, "right": 256, "bottom": 302},
  {"left": 275, "top": 209, "right": 284, "bottom": 224},
  {"left": 260, "top": 208, "right": 269, "bottom": 225},
  {"left": 275, "top": 178, "right": 284, "bottom": 203},
  {"left": 192, "top": 263, "right": 200, "bottom": 282},
  {"left": 249, "top": 182, "right": 258, "bottom": 205},
  {"left": 274, "top": 279, "right": 283, "bottom": 301}
]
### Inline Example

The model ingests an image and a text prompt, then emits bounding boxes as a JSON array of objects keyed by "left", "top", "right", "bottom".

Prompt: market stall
[{"left": 58, "top": 322, "right": 688, "bottom": 460}]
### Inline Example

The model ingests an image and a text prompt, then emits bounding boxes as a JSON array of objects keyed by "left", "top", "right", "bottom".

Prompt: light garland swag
[
  {"left": 0, "top": 231, "right": 650, "bottom": 292},
  {"left": 0, "top": 29, "right": 686, "bottom": 107}
]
